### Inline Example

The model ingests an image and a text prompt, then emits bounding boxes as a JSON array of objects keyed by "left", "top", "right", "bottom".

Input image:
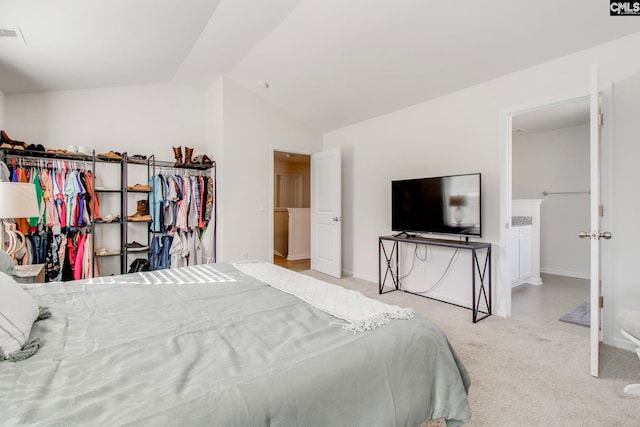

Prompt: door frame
[
  {"left": 498, "top": 87, "right": 613, "bottom": 341},
  {"left": 269, "top": 145, "right": 313, "bottom": 263}
]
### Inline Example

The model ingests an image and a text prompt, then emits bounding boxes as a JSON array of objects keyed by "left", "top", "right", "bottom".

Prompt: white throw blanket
[{"left": 233, "top": 262, "right": 414, "bottom": 332}]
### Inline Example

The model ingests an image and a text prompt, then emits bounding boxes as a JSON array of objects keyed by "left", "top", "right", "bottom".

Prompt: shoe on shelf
[
  {"left": 96, "top": 214, "right": 120, "bottom": 223},
  {"left": 184, "top": 147, "right": 193, "bottom": 165},
  {"left": 95, "top": 248, "right": 121, "bottom": 256},
  {"left": 126, "top": 241, "right": 150, "bottom": 251},
  {"left": 25, "top": 143, "right": 45, "bottom": 152},
  {"left": 78, "top": 145, "right": 92, "bottom": 156},
  {"left": 1, "top": 130, "right": 12, "bottom": 142},
  {"left": 127, "top": 214, "right": 152, "bottom": 222},
  {"left": 127, "top": 184, "right": 152, "bottom": 192},
  {"left": 65, "top": 145, "right": 86, "bottom": 156},
  {"left": 128, "top": 200, "right": 151, "bottom": 222},
  {"left": 173, "top": 146, "right": 183, "bottom": 166},
  {"left": 97, "top": 151, "right": 123, "bottom": 160},
  {"left": 192, "top": 154, "right": 213, "bottom": 165},
  {"left": 129, "top": 154, "right": 147, "bottom": 160}
]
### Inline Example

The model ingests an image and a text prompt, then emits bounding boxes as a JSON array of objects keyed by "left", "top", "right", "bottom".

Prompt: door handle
[
  {"left": 332, "top": 217, "right": 342, "bottom": 222},
  {"left": 578, "top": 231, "right": 612, "bottom": 240}
]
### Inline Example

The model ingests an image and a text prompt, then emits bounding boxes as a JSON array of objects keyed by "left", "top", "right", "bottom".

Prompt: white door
[
  {"left": 581, "top": 64, "right": 610, "bottom": 377},
  {"left": 311, "top": 148, "right": 342, "bottom": 278}
]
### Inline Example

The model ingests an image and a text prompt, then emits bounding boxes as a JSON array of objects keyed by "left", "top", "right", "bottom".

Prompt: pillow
[
  {"left": 0, "top": 249, "right": 16, "bottom": 276},
  {"left": 0, "top": 271, "right": 39, "bottom": 358}
]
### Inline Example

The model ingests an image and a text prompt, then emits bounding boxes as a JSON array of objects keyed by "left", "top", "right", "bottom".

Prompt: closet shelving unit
[
  {"left": 92, "top": 152, "right": 126, "bottom": 274},
  {"left": 123, "top": 153, "right": 154, "bottom": 271},
  {"left": 0, "top": 147, "right": 217, "bottom": 278}
]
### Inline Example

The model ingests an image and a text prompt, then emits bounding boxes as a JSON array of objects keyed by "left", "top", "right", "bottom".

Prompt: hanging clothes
[
  {"left": 6, "top": 158, "right": 97, "bottom": 282},
  {"left": 148, "top": 172, "right": 214, "bottom": 234}
]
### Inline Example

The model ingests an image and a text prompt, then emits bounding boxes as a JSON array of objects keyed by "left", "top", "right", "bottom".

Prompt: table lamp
[
  {"left": 449, "top": 195, "right": 467, "bottom": 226},
  {"left": 0, "top": 181, "right": 40, "bottom": 256}
]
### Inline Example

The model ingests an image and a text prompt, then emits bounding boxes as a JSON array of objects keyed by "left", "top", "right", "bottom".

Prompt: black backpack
[{"left": 128, "top": 258, "right": 151, "bottom": 274}]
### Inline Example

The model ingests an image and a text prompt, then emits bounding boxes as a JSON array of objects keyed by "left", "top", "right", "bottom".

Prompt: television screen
[{"left": 391, "top": 173, "right": 481, "bottom": 237}]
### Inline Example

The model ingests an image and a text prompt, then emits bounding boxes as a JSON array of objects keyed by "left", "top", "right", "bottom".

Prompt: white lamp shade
[{"left": 0, "top": 182, "right": 40, "bottom": 219}]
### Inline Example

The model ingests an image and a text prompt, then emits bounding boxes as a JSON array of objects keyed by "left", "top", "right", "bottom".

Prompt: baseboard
[
  {"left": 352, "top": 271, "right": 377, "bottom": 284},
  {"left": 287, "top": 254, "right": 310, "bottom": 261},
  {"left": 511, "top": 276, "right": 542, "bottom": 287},
  {"left": 540, "top": 267, "right": 589, "bottom": 280},
  {"left": 612, "top": 337, "right": 637, "bottom": 352}
]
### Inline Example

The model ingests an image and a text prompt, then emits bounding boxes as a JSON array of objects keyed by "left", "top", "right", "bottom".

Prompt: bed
[{"left": 0, "top": 262, "right": 471, "bottom": 426}]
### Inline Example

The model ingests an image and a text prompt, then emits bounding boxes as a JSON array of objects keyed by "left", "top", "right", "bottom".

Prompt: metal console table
[{"left": 378, "top": 235, "right": 492, "bottom": 323}]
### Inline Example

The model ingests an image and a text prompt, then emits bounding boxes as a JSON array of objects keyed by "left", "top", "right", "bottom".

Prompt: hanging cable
[{"left": 400, "top": 247, "right": 460, "bottom": 294}]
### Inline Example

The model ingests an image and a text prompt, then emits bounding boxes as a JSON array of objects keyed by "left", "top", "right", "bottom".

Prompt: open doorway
[
  {"left": 510, "top": 99, "right": 592, "bottom": 336},
  {"left": 273, "top": 150, "right": 311, "bottom": 272}
]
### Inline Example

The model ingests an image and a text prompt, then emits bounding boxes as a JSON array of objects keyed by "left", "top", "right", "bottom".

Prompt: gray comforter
[{"left": 0, "top": 263, "right": 471, "bottom": 426}]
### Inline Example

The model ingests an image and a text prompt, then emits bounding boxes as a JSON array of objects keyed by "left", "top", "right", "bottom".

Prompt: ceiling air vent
[{"left": 0, "top": 28, "right": 26, "bottom": 46}]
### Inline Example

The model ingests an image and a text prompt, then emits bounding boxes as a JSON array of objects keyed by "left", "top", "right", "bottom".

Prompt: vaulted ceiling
[{"left": 1, "top": 0, "right": 639, "bottom": 131}]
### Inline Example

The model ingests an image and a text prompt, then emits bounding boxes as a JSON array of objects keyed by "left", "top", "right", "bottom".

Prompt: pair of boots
[
  {"left": 173, "top": 146, "right": 193, "bottom": 166},
  {"left": 128, "top": 200, "right": 152, "bottom": 222}
]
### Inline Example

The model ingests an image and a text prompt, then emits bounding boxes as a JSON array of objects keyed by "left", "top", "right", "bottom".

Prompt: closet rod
[
  {"left": 542, "top": 190, "right": 590, "bottom": 196},
  {"left": 1, "top": 150, "right": 95, "bottom": 165},
  {"left": 3, "top": 156, "right": 93, "bottom": 170}
]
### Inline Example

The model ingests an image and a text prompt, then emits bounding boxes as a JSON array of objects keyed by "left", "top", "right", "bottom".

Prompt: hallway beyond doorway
[
  {"left": 511, "top": 273, "right": 589, "bottom": 338},
  {"left": 274, "top": 254, "right": 310, "bottom": 272}
]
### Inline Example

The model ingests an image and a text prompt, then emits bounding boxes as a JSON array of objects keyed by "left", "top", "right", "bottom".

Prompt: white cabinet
[
  {"left": 510, "top": 230, "right": 521, "bottom": 283},
  {"left": 511, "top": 225, "right": 533, "bottom": 287},
  {"left": 512, "top": 199, "right": 543, "bottom": 286}
]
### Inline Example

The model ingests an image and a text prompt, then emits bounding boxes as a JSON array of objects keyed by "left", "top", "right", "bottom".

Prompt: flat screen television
[{"left": 391, "top": 173, "right": 481, "bottom": 238}]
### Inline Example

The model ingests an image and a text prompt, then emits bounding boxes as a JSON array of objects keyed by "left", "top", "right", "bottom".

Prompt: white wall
[
  {"left": 323, "top": 32, "right": 640, "bottom": 348},
  {"left": 611, "top": 72, "right": 640, "bottom": 349},
  {"left": 5, "top": 83, "right": 206, "bottom": 158},
  {"left": 216, "top": 77, "right": 321, "bottom": 262},
  {"left": 204, "top": 78, "right": 224, "bottom": 261},
  {"left": 513, "top": 125, "right": 590, "bottom": 278}
]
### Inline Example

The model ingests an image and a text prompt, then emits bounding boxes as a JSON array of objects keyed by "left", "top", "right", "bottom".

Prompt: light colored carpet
[
  {"left": 559, "top": 301, "right": 590, "bottom": 327},
  {"left": 301, "top": 270, "right": 640, "bottom": 427}
]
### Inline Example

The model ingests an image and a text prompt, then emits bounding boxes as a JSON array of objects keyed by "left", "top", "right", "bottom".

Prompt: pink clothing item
[{"left": 74, "top": 233, "right": 86, "bottom": 280}]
